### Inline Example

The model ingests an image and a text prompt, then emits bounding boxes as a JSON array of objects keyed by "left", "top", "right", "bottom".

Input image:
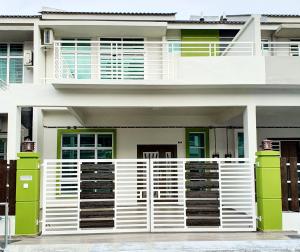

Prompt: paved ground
[{"left": 4, "top": 232, "right": 300, "bottom": 252}]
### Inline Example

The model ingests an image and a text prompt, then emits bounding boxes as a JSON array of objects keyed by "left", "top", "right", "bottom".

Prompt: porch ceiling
[
  {"left": 257, "top": 107, "right": 300, "bottom": 126},
  {"left": 43, "top": 106, "right": 244, "bottom": 127},
  {"left": 67, "top": 106, "right": 244, "bottom": 117},
  {"left": 0, "top": 30, "right": 33, "bottom": 41}
]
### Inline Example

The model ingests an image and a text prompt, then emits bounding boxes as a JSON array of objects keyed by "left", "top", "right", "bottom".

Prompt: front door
[{"left": 137, "top": 144, "right": 177, "bottom": 159}]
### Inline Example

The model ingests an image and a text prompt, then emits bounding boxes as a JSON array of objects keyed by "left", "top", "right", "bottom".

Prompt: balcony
[
  {"left": 262, "top": 42, "right": 300, "bottom": 85},
  {"left": 51, "top": 40, "right": 265, "bottom": 88}
]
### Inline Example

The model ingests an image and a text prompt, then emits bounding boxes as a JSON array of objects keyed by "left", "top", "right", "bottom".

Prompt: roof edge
[{"left": 39, "top": 11, "right": 177, "bottom": 16}]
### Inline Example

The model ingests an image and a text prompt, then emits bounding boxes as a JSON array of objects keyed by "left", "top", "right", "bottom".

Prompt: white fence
[
  {"left": 42, "top": 158, "right": 255, "bottom": 235},
  {"left": 53, "top": 40, "right": 255, "bottom": 81}
]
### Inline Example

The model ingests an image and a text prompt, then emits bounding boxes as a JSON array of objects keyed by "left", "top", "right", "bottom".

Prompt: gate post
[
  {"left": 256, "top": 151, "right": 282, "bottom": 231},
  {"left": 15, "top": 152, "right": 40, "bottom": 235}
]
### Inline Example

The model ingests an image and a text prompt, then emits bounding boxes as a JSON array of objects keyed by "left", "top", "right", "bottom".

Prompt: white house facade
[{"left": 1, "top": 9, "right": 300, "bottom": 235}]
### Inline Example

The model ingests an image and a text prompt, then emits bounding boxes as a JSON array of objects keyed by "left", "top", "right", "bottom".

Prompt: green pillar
[
  {"left": 15, "top": 152, "right": 40, "bottom": 235},
  {"left": 256, "top": 151, "right": 282, "bottom": 231}
]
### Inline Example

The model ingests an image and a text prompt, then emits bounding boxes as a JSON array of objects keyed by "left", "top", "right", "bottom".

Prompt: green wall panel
[
  {"left": 16, "top": 169, "right": 40, "bottom": 202},
  {"left": 255, "top": 151, "right": 282, "bottom": 231},
  {"left": 181, "top": 29, "right": 220, "bottom": 56},
  {"left": 257, "top": 198, "right": 282, "bottom": 231},
  {"left": 15, "top": 201, "right": 39, "bottom": 235},
  {"left": 256, "top": 168, "right": 281, "bottom": 199}
]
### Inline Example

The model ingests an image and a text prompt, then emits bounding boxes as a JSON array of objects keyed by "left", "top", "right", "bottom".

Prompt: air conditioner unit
[
  {"left": 43, "top": 28, "right": 54, "bottom": 45},
  {"left": 24, "top": 50, "right": 33, "bottom": 66}
]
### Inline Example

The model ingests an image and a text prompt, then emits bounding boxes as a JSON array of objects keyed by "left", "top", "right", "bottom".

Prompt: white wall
[
  {"left": 265, "top": 57, "right": 300, "bottom": 84},
  {"left": 176, "top": 56, "right": 266, "bottom": 84},
  {"left": 224, "top": 15, "right": 261, "bottom": 56},
  {"left": 283, "top": 212, "right": 300, "bottom": 233},
  {"left": 23, "top": 41, "right": 34, "bottom": 84}
]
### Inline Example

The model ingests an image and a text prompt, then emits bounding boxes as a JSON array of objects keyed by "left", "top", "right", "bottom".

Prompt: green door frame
[{"left": 185, "top": 128, "right": 210, "bottom": 158}]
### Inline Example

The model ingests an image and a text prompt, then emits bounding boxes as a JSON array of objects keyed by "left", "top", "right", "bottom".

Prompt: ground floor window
[
  {"left": 58, "top": 129, "right": 115, "bottom": 159},
  {"left": 186, "top": 128, "right": 209, "bottom": 158},
  {"left": 234, "top": 130, "right": 244, "bottom": 158},
  {"left": 0, "top": 135, "right": 7, "bottom": 160}
]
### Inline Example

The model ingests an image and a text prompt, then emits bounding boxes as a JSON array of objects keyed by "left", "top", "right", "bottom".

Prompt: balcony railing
[
  {"left": 0, "top": 80, "right": 7, "bottom": 90},
  {"left": 53, "top": 40, "right": 255, "bottom": 81},
  {"left": 261, "top": 41, "right": 300, "bottom": 56}
]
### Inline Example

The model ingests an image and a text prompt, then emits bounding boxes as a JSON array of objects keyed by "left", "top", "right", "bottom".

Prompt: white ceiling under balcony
[
  {"left": 39, "top": 21, "right": 168, "bottom": 37},
  {"left": 0, "top": 30, "right": 33, "bottom": 42}
]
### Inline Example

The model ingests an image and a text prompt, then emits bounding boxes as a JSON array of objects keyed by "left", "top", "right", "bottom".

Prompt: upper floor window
[
  {"left": 168, "top": 39, "right": 181, "bottom": 53},
  {"left": 100, "top": 38, "right": 144, "bottom": 80},
  {"left": 261, "top": 39, "right": 270, "bottom": 55},
  {"left": 290, "top": 39, "right": 300, "bottom": 56},
  {"left": 0, "top": 44, "right": 23, "bottom": 84},
  {"left": 61, "top": 39, "right": 91, "bottom": 80}
]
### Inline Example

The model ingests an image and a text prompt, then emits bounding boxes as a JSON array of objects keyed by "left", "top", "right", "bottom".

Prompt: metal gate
[{"left": 42, "top": 158, "right": 255, "bottom": 234}]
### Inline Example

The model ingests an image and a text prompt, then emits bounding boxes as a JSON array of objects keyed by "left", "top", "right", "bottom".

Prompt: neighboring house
[{"left": 1, "top": 9, "right": 300, "bottom": 235}]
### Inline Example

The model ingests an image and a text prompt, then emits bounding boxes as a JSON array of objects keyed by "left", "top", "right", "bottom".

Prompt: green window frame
[
  {"left": 57, "top": 129, "right": 117, "bottom": 159},
  {"left": 186, "top": 128, "right": 210, "bottom": 158},
  {"left": 0, "top": 43, "right": 23, "bottom": 84}
]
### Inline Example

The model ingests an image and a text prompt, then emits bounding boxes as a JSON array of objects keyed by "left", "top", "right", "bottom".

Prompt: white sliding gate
[{"left": 42, "top": 158, "right": 255, "bottom": 235}]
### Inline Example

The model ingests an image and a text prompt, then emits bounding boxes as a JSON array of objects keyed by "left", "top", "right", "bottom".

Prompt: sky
[{"left": 1, "top": 0, "right": 300, "bottom": 19}]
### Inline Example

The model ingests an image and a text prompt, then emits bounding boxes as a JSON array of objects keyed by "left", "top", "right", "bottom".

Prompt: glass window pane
[
  {"left": 77, "top": 54, "right": 91, "bottom": 79},
  {"left": 0, "top": 58, "right": 7, "bottom": 83},
  {"left": 189, "top": 147, "right": 205, "bottom": 158},
  {"left": 62, "top": 150, "right": 77, "bottom": 159},
  {"left": 80, "top": 134, "right": 95, "bottom": 147},
  {"left": 9, "top": 58, "right": 23, "bottom": 83},
  {"left": 77, "top": 39, "right": 91, "bottom": 52},
  {"left": 0, "top": 44, "right": 7, "bottom": 56},
  {"left": 97, "top": 134, "right": 112, "bottom": 147},
  {"left": 61, "top": 40, "right": 75, "bottom": 52},
  {"left": 97, "top": 149, "right": 112, "bottom": 159},
  {"left": 80, "top": 150, "right": 95, "bottom": 159},
  {"left": 189, "top": 132, "right": 204, "bottom": 147},
  {"left": 9, "top": 44, "right": 23, "bottom": 56},
  {"left": 0, "top": 139, "right": 6, "bottom": 153},
  {"left": 62, "top": 134, "right": 78, "bottom": 147},
  {"left": 238, "top": 132, "right": 244, "bottom": 158}
]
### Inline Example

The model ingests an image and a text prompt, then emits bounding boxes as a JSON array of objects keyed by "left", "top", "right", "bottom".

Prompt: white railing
[
  {"left": 42, "top": 158, "right": 255, "bottom": 235},
  {"left": 53, "top": 40, "right": 255, "bottom": 81},
  {"left": 0, "top": 80, "right": 7, "bottom": 91},
  {"left": 261, "top": 42, "right": 300, "bottom": 56}
]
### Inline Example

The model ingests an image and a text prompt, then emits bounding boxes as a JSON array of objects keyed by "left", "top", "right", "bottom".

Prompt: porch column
[
  {"left": 32, "top": 107, "right": 43, "bottom": 154},
  {"left": 7, "top": 106, "right": 21, "bottom": 160},
  {"left": 243, "top": 105, "right": 257, "bottom": 163}
]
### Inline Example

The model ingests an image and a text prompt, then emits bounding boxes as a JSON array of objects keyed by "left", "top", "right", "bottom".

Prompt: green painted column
[
  {"left": 15, "top": 152, "right": 40, "bottom": 235},
  {"left": 256, "top": 151, "right": 282, "bottom": 231}
]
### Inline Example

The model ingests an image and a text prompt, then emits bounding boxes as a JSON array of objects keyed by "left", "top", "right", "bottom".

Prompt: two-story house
[{"left": 1, "top": 9, "right": 300, "bottom": 235}]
